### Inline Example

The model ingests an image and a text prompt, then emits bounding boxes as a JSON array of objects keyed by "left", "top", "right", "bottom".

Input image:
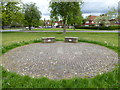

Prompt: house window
[{"left": 86, "top": 21, "right": 89, "bottom": 23}]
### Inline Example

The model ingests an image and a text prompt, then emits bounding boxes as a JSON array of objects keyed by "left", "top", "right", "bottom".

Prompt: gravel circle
[{"left": 1, "top": 41, "right": 118, "bottom": 79}]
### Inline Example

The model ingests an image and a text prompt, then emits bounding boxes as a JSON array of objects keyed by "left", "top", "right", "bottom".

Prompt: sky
[{"left": 22, "top": 0, "right": 119, "bottom": 20}]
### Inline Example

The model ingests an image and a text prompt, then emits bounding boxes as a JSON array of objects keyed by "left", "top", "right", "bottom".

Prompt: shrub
[{"left": 74, "top": 25, "right": 120, "bottom": 30}]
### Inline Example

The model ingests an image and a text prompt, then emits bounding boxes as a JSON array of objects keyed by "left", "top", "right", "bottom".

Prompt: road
[{"left": 0, "top": 29, "right": 119, "bottom": 33}]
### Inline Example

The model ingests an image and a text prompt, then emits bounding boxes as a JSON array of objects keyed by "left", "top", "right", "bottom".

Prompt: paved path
[
  {"left": 1, "top": 30, "right": 119, "bottom": 33},
  {"left": 1, "top": 42, "right": 118, "bottom": 79},
  {"left": 0, "top": 29, "right": 22, "bottom": 32}
]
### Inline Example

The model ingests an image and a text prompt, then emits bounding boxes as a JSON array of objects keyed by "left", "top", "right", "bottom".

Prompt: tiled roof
[{"left": 88, "top": 15, "right": 97, "bottom": 21}]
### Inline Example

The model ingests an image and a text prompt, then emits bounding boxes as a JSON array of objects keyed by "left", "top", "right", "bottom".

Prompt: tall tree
[
  {"left": 23, "top": 2, "right": 41, "bottom": 30},
  {"left": 94, "top": 7, "right": 118, "bottom": 27},
  {"left": 94, "top": 14, "right": 110, "bottom": 26},
  {"left": 1, "top": 2, "right": 22, "bottom": 29},
  {"left": 49, "top": 1, "right": 83, "bottom": 34},
  {"left": 107, "top": 7, "right": 118, "bottom": 25},
  {"left": 10, "top": 11, "right": 24, "bottom": 27},
  {"left": 67, "top": 2, "right": 83, "bottom": 30},
  {"left": 107, "top": 7, "right": 118, "bottom": 19}
]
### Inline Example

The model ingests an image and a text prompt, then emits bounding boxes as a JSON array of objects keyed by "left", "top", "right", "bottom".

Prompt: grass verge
[
  {"left": 1, "top": 39, "right": 119, "bottom": 88},
  {"left": 2, "top": 32, "right": 118, "bottom": 47}
]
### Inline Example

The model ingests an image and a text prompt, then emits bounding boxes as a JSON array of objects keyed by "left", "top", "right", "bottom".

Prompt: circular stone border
[{"left": 0, "top": 40, "right": 118, "bottom": 79}]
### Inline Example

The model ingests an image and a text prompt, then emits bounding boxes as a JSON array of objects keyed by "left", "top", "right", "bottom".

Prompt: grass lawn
[
  {"left": 1, "top": 32, "right": 119, "bottom": 88},
  {"left": 2, "top": 32, "right": 118, "bottom": 46}
]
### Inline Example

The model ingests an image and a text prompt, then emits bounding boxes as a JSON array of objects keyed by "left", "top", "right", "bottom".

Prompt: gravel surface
[{"left": 1, "top": 42, "right": 118, "bottom": 79}]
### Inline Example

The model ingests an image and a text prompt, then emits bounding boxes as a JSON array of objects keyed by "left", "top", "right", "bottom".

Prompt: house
[
  {"left": 109, "top": 19, "right": 120, "bottom": 25},
  {"left": 44, "top": 20, "right": 63, "bottom": 28},
  {"left": 54, "top": 20, "right": 63, "bottom": 27},
  {"left": 84, "top": 15, "right": 97, "bottom": 26},
  {"left": 44, "top": 20, "right": 51, "bottom": 26}
]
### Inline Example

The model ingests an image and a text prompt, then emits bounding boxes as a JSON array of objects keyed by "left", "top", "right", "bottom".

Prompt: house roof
[{"left": 88, "top": 15, "right": 97, "bottom": 21}]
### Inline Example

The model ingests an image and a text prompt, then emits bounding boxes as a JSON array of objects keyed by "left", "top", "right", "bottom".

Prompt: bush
[
  {"left": 89, "top": 24, "right": 95, "bottom": 26},
  {"left": 74, "top": 25, "right": 120, "bottom": 30},
  {"left": 109, "top": 26, "right": 120, "bottom": 30}
]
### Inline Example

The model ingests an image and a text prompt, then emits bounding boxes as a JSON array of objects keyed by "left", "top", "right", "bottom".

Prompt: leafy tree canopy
[
  {"left": 1, "top": 1, "right": 22, "bottom": 29},
  {"left": 23, "top": 2, "right": 42, "bottom": 30},
  {"left": 49, "top": 0, "right": 83, "bottom": 34}
]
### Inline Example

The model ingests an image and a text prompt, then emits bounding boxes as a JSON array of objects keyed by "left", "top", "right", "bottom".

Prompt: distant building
[
  {"left": 84, "top": 15, "right": 97, "bottom": 26},
  {"left": 44, "top": 20, "right": 63, "bottom": 28},
  {"left": 54, "top": 20, "right": 63, "bottom": 26},
  {"left": 44, "top": 20, "right": 51, "bottom": 26},
  {"left": 109, "top": 19, "right": 120, "bottom": 25}
]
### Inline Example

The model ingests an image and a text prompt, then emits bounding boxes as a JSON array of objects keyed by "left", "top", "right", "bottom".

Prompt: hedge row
[{"left": 74, "top": 25, "right": 120, "bottom": 30}]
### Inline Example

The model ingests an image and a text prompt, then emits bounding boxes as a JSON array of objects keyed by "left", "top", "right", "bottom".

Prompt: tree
[
  {"left": 94, "top": 14, "right": 110, "bottom": 26},
  {"left": 67, "top": 2, "right": 83, "bottom": 30},
  {"left": 94, "top": 7, "right": 118, "bottom": 27},
  {"left": 49, "top": 1, "right": 83, "bottom": 34},
  {"left": 39, "top": 20, "right": 44, "bottom": 27},
  {"left": 106, "top": 7, "right": 118, "bottom": 25},
  {"left": 23, "top": 2, "right": 41, "bottom": 30},
  {"left": 107, "top": 7, "right": 118, "bottom": 19},
  {"left": 10, "top": 11, "right": 24, "bottom": 27},
  {"left": 1, "top": 2, "right": 22, "bottom": 29}
]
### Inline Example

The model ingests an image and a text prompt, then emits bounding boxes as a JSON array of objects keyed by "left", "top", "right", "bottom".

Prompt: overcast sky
[{"left": 22, "top": 0, "right": 119, "bottom": 20}]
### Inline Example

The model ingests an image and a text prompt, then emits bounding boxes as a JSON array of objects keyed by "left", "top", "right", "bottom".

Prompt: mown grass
[
  {"left": 2, "top": 32, "right": 118, "bottom": 46},
  {"left": 1, "top": 32, "right": 119, "bottom": 88},
  {"left": 1, "top": 67, "right": 118, "bottom": 88}
]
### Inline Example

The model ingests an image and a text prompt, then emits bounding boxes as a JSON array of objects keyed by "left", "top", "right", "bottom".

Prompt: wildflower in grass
[
  {"left": 112, "top": 44, "right": 115, "bottom": 46},
  {"left": 7, "top": 83, "right": 10, "bottom": 85},
  {"left": 99, "top": 72, "right": 102, "bottom": 75},
  {"left": 0, "top": 64, "right": 2, "bottom": 66},
  {"left": 7, "top": 69, "right": 9, "bottom": 72},
  {"left": 32, "top": 76, "right": 35, "bottom": 78},
  {"left": 104, "top": 41, "right": 107, "bottom": 43}
]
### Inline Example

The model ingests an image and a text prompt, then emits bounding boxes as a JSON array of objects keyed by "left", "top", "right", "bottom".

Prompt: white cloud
[
  {"left": 82, "top": 13, "right": 102, "bottom": 18},
  {"left": 22, "top": 0, "right": 50, "bottom": 12},
  {"left": 22, "top": 0, "right": 119, "bottom": 20},
  {"left": 42, "top": 15, "right": 50, "bottom": 20}
]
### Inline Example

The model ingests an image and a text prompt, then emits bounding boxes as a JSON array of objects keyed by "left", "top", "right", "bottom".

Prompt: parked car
[
  {"left": 31, "top": 26, "right": 35, "bottom": 29},
  {"left": 25, "top": 27, "right": 29, "bottom": 29},
  {"left": 56, "top": 25, "right": 62, "bottom": 28},
  {"left": 38, "top": 26, "right": 43, "bottom": 28},
  {"left": 25, "top": 26, "right": 35, "bottom": 29},
  {"left": 46, "top": 26, "right": 52, "bottom": 28}
]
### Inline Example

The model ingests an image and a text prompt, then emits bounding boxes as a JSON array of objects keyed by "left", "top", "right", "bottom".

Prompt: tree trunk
[
  {"left": 2, "top": 25, "right": 4, "bottom": 30},
  {"left": 74, "top": 23, "right": 75, "bottom": 30},
  {"left": 63, "top": 20, "right": 66, "bottom": 34},
  {"left": 29, "top": 25, "right": 31, "bottom": 30}
]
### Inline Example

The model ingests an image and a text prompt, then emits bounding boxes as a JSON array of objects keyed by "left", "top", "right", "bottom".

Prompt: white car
[
  {"left": 38, "top": 26, "right": 43, "bottom": 28},
  {"left": 25, "top": 27, "right": 35, "bottom": 29},
  {"left": 25, "top": 27, "right": 29, "bottom": 29}
]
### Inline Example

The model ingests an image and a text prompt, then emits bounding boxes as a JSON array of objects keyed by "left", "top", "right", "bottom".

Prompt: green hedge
[{"left": 75, "top": 25, "right": 120, "bottom": 30}]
